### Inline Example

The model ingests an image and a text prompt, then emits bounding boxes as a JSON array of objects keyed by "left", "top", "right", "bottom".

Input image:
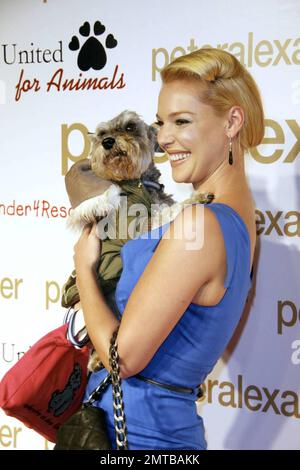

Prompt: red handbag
[{"left": 0, "top": 321, "right": 89, "bottom": 443}]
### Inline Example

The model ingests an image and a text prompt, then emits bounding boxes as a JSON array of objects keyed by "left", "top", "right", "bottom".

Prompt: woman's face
[{"left": 156, "top": 79, "right": 228, "bottom": 187}]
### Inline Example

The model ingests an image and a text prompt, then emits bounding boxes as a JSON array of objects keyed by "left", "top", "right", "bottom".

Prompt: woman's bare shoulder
[{"left": 211, "top": 196, "right": 257, "bottom": 266}]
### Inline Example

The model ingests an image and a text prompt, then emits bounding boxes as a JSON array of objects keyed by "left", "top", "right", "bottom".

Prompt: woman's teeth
[{"left": 169, "top": 152, "right": 192, "bottom": 162}]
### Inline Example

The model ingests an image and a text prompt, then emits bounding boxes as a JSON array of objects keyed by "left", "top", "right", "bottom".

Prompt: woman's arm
[
  {"left": 73, "top": 224, "right": 123, "bottom": 374},
  {"left": 75, "top": 205, "right": 225, "bottom": 379},
  {"left": 76, "top": 267, "right": 121, "bottom": 370}
]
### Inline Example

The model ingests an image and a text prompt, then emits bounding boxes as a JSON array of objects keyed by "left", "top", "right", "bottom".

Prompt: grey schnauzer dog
[
  {"left": 89, "top": 109, "right": 175, "bottom": 205},
  {"left": 62, "top": 110, "right": 176, "bottom": 371},
  {"left": 65, "top": 110, "right": 175, "bottom": 233}
]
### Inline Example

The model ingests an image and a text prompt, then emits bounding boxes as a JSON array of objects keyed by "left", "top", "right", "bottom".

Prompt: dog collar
[
  {"left": 142, "top": 179, "right": 163, "bottom": 191},
  {"left": 118, "top": 179, "right": 152, "bottom": 212}
]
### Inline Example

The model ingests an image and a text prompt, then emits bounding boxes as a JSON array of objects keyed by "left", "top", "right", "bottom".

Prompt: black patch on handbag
[{"left": 54, "top": 403, "right": 111, "bottom": 450}]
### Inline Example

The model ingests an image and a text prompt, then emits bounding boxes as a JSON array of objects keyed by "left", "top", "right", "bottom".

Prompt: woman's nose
[{"left": 157, "top": 126, "right": 175, "bottom": 151}]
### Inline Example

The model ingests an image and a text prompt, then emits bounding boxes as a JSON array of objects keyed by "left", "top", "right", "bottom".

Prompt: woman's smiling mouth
[{"left": 168, "top": 152, "right": 192, "bottom": 165}]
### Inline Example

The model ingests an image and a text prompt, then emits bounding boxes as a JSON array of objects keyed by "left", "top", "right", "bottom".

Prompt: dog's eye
[{"left": 125, "top": 123, "right": 136, "bottom": 132}]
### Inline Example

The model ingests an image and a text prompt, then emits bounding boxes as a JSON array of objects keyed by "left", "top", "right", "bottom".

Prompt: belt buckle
[{"left": 196, "top": 385, "right": 203, "bottom": 399}]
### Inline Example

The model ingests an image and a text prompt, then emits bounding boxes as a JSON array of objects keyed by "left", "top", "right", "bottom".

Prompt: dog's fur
[
  {"left": 76, "top": 110, "right": 175, "bottom": 371},
  {"left": 89, "top": 110, "right": 174, "bottom": 205},
  {"left": 90, "top": 110, "right": 157, "bottom": 181}
]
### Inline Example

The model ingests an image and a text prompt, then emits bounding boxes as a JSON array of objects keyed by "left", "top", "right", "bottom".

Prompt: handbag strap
[
  {"left": 85, "top": 326, "right": 128, "bottom": 450},
  {"left": 86, "top": 372, "right": 112, "bottom": 404},
  {"left": 109, "top": 327, "right": 128, "bottom": 450},
  {"left": 65, "top": 307, "right": 90, "bottom": 348}
]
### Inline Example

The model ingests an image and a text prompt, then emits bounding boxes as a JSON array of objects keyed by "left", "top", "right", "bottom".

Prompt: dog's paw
[
  {"left": 68, "top": 21, "right": 118, "bottom": 71},
  {"left": 88, "top": 350, "right": 104, "bottom": 372}
]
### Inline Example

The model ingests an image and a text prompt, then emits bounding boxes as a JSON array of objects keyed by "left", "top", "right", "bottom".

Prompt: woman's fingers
[
  {"left": 91, "top": 222, "right": 98, "bottom": 236},
  {"left": 81, "top": 223, "right": 93, "bottom": 235}
]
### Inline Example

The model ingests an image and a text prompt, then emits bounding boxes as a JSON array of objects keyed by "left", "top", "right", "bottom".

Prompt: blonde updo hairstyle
[{"left": 160, "top": 48, "right": 264, "bottom": 152}]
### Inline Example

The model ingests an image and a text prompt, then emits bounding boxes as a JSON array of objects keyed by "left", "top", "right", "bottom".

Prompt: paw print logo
[{"left": 69, "top": 21, "right": 118, "bottom": 72}]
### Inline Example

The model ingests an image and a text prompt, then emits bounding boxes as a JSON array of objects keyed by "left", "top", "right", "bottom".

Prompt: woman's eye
[
  {"left": 175, "top": 119, "right": 190, "bottom": 125},
  {"left": 154, "top": 121, "right": 163, "bottom": 127}
]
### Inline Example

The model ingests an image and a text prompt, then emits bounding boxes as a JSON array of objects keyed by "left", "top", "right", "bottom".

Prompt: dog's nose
[{"left": 102, "top": 137, "right": 115, "bottom": 150}]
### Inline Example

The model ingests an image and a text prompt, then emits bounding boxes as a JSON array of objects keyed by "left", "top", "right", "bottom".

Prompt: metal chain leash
[
  {"left": 109, "top": 327, "right": 128, "bottom": 450},
  {"left": 86, "top": 372, "right": 112, "bottom": 405}
]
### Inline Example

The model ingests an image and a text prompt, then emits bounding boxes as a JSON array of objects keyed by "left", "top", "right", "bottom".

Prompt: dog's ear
[
  {"left": 87, "top": 131, "right": 96, "bottom": 143},
  {"left": 147, "top": 123, "right": 157, "bottom": 142},
  {"left": 147, "top": 124, "right": 164, "bottom": 153}
]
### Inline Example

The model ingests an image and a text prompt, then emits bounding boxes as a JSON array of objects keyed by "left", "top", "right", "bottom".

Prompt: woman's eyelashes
[
  {"left": 175, "top": 119, "right": 190, "bottom": 125},
  {"left": 154, "top": 119, "right": 190, "bottom": 127}
]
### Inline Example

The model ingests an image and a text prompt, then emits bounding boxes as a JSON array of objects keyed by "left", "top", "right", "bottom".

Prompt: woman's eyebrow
[{"left": 156, "top": 111, "right": 196, "bottom": 119}]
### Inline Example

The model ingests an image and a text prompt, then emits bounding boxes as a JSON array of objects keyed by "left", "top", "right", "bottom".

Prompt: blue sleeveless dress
[{"left": 84, "top": 202, "right": 253, "bottom": 450}]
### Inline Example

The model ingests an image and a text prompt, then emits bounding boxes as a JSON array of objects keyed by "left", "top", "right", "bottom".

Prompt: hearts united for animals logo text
[{"left": 1, "top": 19, "right": 125, "bottom": 102}]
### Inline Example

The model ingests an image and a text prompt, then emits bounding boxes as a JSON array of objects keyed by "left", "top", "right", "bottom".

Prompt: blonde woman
[{"left": 73, "top": 48, "right": 264, "bottom": 450}]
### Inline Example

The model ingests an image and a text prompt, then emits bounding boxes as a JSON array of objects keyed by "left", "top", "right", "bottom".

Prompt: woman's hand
[{"left": 73, "top": 223, "right": 102, "bottom": 275}]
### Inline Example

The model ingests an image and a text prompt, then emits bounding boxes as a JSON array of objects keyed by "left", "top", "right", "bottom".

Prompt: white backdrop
[{"left": 0, "top": 0, "right": 299, "bottom": 450}]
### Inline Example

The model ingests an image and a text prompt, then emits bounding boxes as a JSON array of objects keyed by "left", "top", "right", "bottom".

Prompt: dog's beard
[
  {"left": 102, "top": 155, "right": 137, "bottom": 181},
  {"left": 107, "top": 148, "right": 127, "bottom": 158},
  {"left": 91, "top": 141, "right": 152, "bottom": 181}
]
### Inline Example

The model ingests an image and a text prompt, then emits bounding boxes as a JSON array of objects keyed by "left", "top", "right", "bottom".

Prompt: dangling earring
[{"left": 228, "top": 136, "right": 233, "bottom": 165}]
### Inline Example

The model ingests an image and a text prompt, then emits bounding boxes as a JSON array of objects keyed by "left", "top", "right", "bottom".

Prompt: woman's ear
[{"left": 226, "top": 106, "right": 244, "bottom": 138}]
